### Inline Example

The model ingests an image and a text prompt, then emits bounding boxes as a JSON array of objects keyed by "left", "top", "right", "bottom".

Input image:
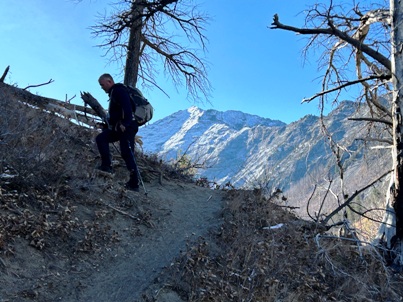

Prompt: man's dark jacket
[{"left": 107, "top": 83, "right": 134, "bottom": 129}]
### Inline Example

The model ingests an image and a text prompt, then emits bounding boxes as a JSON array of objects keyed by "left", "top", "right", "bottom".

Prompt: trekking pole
[
  {"left": 127, "top": 141, "right": 148, "bottom": 196},
  {"left": 111, "top": 142, "right": 148, "bottom": 196}
]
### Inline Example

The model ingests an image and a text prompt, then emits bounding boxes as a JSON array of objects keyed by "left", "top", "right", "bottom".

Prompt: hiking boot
[
  {"left": 125, "top": 170, "right": 139, "bottom": 191},
  {"left": 125, "top": 182, "right": 139, "bottom": 192},
  {"left": 96, "top": 165, "right": 114, "bottom": 174}
]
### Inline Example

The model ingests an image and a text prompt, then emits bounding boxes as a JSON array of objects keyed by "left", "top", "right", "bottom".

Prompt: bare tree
[
  {"left": 89, "top": 0, "right": 211, "bottom": 102},
  {"left": 272, "top": 0, "right": 403, "bottom": 263}
]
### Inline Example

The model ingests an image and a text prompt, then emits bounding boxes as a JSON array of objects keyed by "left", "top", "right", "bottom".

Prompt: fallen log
[
  {"left": 1, "top": 81, "right": 99, "bottom": 117},
  {"left": 45, "top": 103, "right": 100, "bottom": 127},
  {"left": 0, "top": 81, "right": 105, "bottom": 128},
  {"left": 80, "top": 91, "right": 108, "bottom": 123}
]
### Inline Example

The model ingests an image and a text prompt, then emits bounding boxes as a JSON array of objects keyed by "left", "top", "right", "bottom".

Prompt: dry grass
[
  {"left": 161, "top": 189, "right": 403, "bottom": 302},
  {"left": 1, "top": 84, "right": 403, "bottom": 301}
]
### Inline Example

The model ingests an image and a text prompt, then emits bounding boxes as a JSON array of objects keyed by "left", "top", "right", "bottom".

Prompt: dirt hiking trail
[
  {"left": 0, "top": 82, "right": 225, "bottom": 302},
  {"left": 60, "top": 175, "right": 225, "bottom": 302},
  {"left": 4, "top": 78, "right": 403, "bottom": 302}
]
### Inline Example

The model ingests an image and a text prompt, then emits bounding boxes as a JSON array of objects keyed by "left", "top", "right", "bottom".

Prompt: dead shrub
[{"left": 163, "top": 189, "right": 403, "bottom": 302}]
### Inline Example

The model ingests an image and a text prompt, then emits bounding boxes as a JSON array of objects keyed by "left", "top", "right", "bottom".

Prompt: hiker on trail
[{"left": 96, "top": 73, "right": 139, "bottom": 192}]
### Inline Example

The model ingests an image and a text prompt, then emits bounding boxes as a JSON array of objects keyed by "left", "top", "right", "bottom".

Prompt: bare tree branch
[
  {"left": 271, "top": 13, "right": 391, "bottom": 71},
  {"left": 355, "top": 136, "right": 393, "bottom": 145},
  {"left": 347, "top": 203, "right": 394, "bottom": 227},
  {"left": 0, "top": 66, "right": 10, "bottom": 83},
  {"left": 302, "top": 74, "right": 390, "bottom": 103},
  {"left": 322, "top": 169, "right": 392, "bottom": 225},
  {"left": 348, "top": 117, "right": 392, "bottom": 126},
  {"left": 23, "top": 79, "right": 54, "bottom": 90}
]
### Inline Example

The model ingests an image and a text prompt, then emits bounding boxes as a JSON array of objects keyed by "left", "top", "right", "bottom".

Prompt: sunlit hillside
[{"left": 0, "top": 82, "right": 402, "bottom": 301}]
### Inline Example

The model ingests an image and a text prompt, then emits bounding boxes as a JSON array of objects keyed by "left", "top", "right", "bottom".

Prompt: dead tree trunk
[
  {"left": 124, "top": 0, "right": 144, "bottom": 88},
  {"left": 80, "top": 92, "right": 108, "bottom": 123},
  {"left": 390, "top": 0, "right": 403, "bottom": 255},
  {"left": 377, "top": 0, "right": 403, "bottom": 263}
]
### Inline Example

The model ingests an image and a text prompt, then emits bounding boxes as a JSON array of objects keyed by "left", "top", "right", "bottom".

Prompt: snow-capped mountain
[
  {"left": 140, "top": 106, "right": 284, "bottom": 156},
  {"left": 139, "top": 106, "right": 284, "bottom": 185},
  {"left": 138, "top": 103, "right": 389, "bottom": 193}
]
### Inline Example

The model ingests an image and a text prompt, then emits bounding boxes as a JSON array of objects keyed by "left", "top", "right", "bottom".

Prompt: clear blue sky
[{"left": 1, "top": 0, "right": 342, "bottom": 124}]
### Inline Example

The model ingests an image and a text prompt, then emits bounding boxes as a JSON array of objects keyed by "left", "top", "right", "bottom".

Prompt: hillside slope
[
  {"left": 1, "top": 82, "right": 402, "bottom": 301},
  {"left": 0, "top": 82, "right": 228, "bottom": 301}
]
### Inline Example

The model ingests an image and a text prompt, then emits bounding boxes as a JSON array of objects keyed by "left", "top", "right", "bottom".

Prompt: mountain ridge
[{"left": 139, "top": 101, "right": 366, "bottom": 190}]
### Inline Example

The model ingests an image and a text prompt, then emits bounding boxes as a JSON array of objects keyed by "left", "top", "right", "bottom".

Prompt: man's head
[{"left": 98, "top": 73, "right": 115, "bottom": 93}]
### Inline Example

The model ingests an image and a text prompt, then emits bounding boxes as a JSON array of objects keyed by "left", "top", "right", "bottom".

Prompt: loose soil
[
  {"left": 0, "top": 81, "right": 225, "bottom": 302},
  {"left": 2, "top": 81, "right": 403, "bottom": 302},
  {"left": 1, "top": 168, "right": 225, "bottom": 302}
]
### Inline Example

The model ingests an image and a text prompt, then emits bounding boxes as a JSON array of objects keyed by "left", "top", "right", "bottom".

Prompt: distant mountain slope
[
  {"left": 138, "top": 102, "right": 390, "bottom": 194},
  {"left": 141, "top": 106, "right": 284, "bottom": 157}
]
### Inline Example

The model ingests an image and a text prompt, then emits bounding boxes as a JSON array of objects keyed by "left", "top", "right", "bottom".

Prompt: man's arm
[{"left": 114, "top": 85, "right": 133, "bottom": 129}]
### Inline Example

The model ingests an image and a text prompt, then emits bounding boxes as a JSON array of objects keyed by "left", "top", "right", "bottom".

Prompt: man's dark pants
[{"left": 96, "top": 123, "right": 139, "bottom": 185}]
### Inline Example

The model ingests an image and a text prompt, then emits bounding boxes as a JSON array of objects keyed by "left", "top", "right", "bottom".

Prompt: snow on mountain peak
[
  {"left": 138, "top": 106, "right": 285, "bottom": 165},
  {"left": 187, "top": 106, "right": 201, "bottom": 115}
]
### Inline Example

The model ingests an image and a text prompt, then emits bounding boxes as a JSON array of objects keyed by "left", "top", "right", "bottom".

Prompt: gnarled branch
[{"left": 271, "top": 13, "right": 391, "bottom": 71}]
